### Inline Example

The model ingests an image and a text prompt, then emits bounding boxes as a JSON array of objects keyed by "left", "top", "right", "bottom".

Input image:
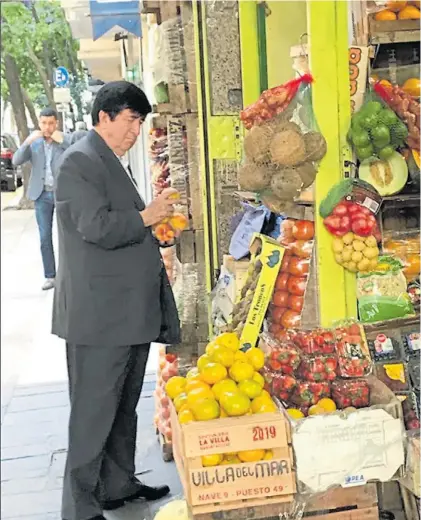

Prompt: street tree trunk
[
  {"left": 22, "top": 87, "right": 39, "bottom": 129},
  {"left": 26, "top": 44, "right": 57, "bottom": 111},
  {"left": 3, "top": 53, "right": 33, "bottom": 209}
]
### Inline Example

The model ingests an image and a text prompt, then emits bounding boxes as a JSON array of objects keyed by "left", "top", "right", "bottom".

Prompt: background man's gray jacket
[
  {"left": 12, "top": 132, "right": 87, "bottom": 201},
  {"left": 52, "top": 130, "right": 173, "bottom": 347}
]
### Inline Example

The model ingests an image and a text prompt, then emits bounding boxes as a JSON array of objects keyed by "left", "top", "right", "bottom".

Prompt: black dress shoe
[{"left": 103, "top": 484, "right": 171, "bottom": 510}]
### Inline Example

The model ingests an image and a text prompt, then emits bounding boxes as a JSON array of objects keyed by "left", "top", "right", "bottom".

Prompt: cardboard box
[
  {"left": 222, "top": 255, "right": 250, "bottom": 303},
  {"left": 170, "top": 402, "right": 295, "bottom": 515},
  {"left": 290, "top": 376, "right": 405, "bottom": 493},
  {"left": 230, "top": 234, "right": 285, "bottom": 350}
]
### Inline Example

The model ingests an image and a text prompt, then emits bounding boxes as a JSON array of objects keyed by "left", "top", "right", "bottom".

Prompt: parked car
[{"left": 1, "top": 134, "right": 22, "bottom": 191}]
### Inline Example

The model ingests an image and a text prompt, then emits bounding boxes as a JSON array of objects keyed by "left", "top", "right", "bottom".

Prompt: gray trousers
[{"left": 62, "top": 343, "right": 150, "bottom": 520}]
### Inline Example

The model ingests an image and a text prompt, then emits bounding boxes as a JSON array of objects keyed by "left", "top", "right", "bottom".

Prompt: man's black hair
[
  {"left": 92, "top": 81, "right": 152, "bottom": 125},
  {"left": 40, "top": 107, "right": 58, "bottom": 119}
]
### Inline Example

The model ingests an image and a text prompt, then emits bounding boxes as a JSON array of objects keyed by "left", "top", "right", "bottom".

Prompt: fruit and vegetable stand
[{"left": 141, "top": 1, "right": 420, "bottom": 519}]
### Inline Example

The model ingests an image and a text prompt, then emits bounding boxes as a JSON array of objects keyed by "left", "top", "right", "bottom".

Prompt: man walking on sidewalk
[
  {"left": 12, "top": 108, "right": 72, "bottom": 291},
  {"left": 53, "top": 81, "right": 180, "bottom": 520}
]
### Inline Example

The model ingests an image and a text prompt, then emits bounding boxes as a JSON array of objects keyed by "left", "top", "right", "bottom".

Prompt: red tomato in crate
[
  {"left": 288, "top": 294, "right": 304, "bottom": 313},
  {"left": 273, "top": 291, "right": 289, "bottom": 307},
  {"left": 291, "top": 240, "right": 312, "bottom": 259},
  {"left": 292, "top": 220, "right": 314, "bottom": 241},
  {"left": 272, "top": 307, "right": 287, "bottom": 323},
  {"left": 269, "top": 323, "right": 282, "bottom": 335},
  {"left": 281, "top": 310, "right": 301, "bottom": 329},
  {"left": 280, "top": 255, "right": 291, "bottom": 273},
  {"left": 287, "top": 276, "right": 307, "bottom": 296},
  {"left": 275, "top": 273, "right": 289, "bottom": 291},
  {"left": 289, "top": 257, "right": 310, "bottom": 277}
]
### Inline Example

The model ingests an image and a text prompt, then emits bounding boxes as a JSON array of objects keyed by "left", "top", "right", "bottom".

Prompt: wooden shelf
[
  {"left": 363, "top": 314, "right": 420, "bottom": 333},
  {"left": 369, "top": 19, "right": 420, "bottom": 44}
]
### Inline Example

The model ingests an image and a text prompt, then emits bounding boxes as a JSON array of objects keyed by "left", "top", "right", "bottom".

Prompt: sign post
[{"left": 54, "top": 67, "right": 70, "bottom": 132}]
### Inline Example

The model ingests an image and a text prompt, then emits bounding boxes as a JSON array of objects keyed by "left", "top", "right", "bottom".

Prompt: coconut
[
  {"left": 243, "top": 125, "right": 274, "bottom": 164},
  {"left": 270, "top": 168, "right": 303, "bottom": 200},
  {"left": 295, "top": 161, "right": 317, "bottom": 188},
  {"left": 260, "top": 193, "right": 290, "bottom": 214},
  {"left": 238, "top": 163, "right": 272, "bottom": 191},
  {"left": 304, "top": 131, "right": 327, "bottom": 162},
  {"left": 270, "top": 129, "right": 306, "bottom": 167}
]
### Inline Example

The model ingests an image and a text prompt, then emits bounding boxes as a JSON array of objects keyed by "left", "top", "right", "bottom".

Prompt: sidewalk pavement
[{"left": 1, "top": 209, "right": 182, "bottom": 520}]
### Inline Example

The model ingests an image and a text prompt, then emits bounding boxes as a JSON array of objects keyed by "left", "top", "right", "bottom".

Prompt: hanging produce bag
[
  {"left": 238, "top": 74, "right": 327, "bottom": 214},
  {"left": 229, "top": 202, "right": 271, "bottom": 260}
]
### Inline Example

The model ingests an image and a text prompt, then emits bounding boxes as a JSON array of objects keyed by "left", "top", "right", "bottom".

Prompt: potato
[
  {"left": 342, "top": 250, "right": 353, "bottom": 262},
  {"left": 342, "top": 232, "right": 354, "bottom": 245},
  {"left": 353, "top": 240, "right": 365, "bottom": 252},
  {"left": 332, "top": 238, "right": 344, "bottom": 253},
  {"left": 363, "top": 246, "right": 379, "bottom": 259},
  {"left": 348, "top": 261, "right": 358, "bottom": 272},
  {"left": 335, "top": 254, "right": 344, "bottom": 264},
  {"left": 357, "top": 258, "right": 370, "bottom": 272},
  {"left": 365, "top": 236, "right": 377, "bottom": 247},
  {"left": 351, "top": 251, "right": 363, "bottom": 263}
]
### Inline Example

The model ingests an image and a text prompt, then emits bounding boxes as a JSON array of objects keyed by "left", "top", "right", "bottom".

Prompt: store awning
[{"left": 89, "top": 0, "right": 142, "bottom": 41}]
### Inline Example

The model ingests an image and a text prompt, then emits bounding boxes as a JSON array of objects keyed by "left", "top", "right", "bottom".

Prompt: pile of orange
[{"left": 374, "top": 1, "right": 420, "bottom": 20}]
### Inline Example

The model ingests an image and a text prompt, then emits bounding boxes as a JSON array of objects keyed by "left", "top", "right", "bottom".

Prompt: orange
[
  {"left": 386, "top": 1, "right": 407, "bottom": 11},
  {"left": 197, "top": 354, "right": 213, "bottom": 372},
  {"left": 234, "top": 350, "right": 247, "bottom": 362},
  {"left": 187, "top": 386, "right": 214, "bottom": 407},
  {"left": 245, "top": 348, "right": 265, "bottom": 370},
  {"left": 220, "top": 392, "right": 251, "bottom": 417},
  {"left": 238, "top": 449, "right": 266, "bottom": 463},
  {"left": 185, "top": 379, "right": 211, "bottom": 394},
  {"left": 186, "top": 368, "right": 200, "bottom": 379},
  {"left": 251, "top": 395, "right": 276, "bottom": 414},
  {"left": 215, "top": 332, "right": 240, "bottom": 352},
  {"left": 402, "top": 78, "right": 421, "bottom": 97},
  {"left": 221, "top": 455, "right": 241, "bottom": 465},
  {"left": 398, "top": 5, "right": 421, "bottom": 17},
  {"left": 252, "top": 372, "right": 265, "bottom": 389},
  {"left": 264, "top": 450, "right": 274, "bottom": 460},
  {"left": 374, "top": 9, "right": 397, "bottom": 20},
  {"left": 191, "top": 398, "right": 220, "bottom": 421},
  {"left": 205, "top": 341, "right": 218, "bottom": 356},
  {"left": 178, "top": 409, "right": 194, "bottom": 424},
  {"left": 169, "top": 213, "right": 188, "bottom": 232},
  {"left": 174, "top": 393, "right": 188, "bottom": 412},
  {"left": 211, "top": 345, "right": 235, "bottom": 368},
  {"left": 212, "top": 379, "right": 238, "bottom": 401},
  {"left": 165, "top": 376, "right": 186, "bottom": 400},
  {"left": 317, "top": 398, "right": 337, "bottom": 413},
  {"left": 238, "top": 379, "right": 263, "bottom": 399},
  {"left": 287, "top": 408, "right": 305, "bottom": 420},
  {"left": 229, "top": 362, "right": 254, "bottom": 383},
  {"left": 200, "top": 363, "right": 227, "bottom": 385},
  {"left": 308, "top": 404, "right": 325, "bottom": 416},
  {"left": 201, "top": 454, "right": 223, "bottom": 467}
]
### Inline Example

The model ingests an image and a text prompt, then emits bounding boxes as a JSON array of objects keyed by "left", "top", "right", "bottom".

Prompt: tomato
[
  {"left": 289, "top": 257, "right": 310, "bottom": 277},
  {"left": 287, "top": 276, "right": 307, "bottom": 296},
  {"left": 275, "top": 273, "right": 289, "bottom": 291},
  {"left": 272, "top": 307, "right": 287, "bottom": 323},
  {"left": 280, "top": 255, "right": 291, "bottom": 273},
  {"left": 332, "top": 203, "right": 349, "bottom": 217},
  {"left": 269, "top": 323, "right": 282, "bottom": 335},
  {"left": 273, "top": 290, "right": 289, "bottom": 307},
  {"left": 281, "top": 310, "right": 301, "bottom": 329},
  {"left": 292, "top": 220, "right": 314, "bottom": 241},
  {"left": 165, "top": 353, "right": 177, "bottom": 363},
  {"left": 288, "top": 294, "right": 304, "bottom": 313},
  {"left": 291, "top": 240, "right": 312, "bottom": 259}
]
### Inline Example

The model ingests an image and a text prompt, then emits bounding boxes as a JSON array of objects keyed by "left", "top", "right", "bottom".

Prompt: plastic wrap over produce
[{"left": 237, "top": 74, "right": 327, "bottom": 215}]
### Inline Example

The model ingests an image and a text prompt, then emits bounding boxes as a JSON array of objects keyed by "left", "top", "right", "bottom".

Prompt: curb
[{"left": 1, "top": 187, "right": 24, "bottom": 211}]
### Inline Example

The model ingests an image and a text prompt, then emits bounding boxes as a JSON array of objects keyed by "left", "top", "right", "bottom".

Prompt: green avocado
[
  {"left": 371, "top": 125, "right": 390, "bottom": 145},
  {"left": 364, "top": 101, "right": 383, "bottom": 115},
  {"left": 352, "top": 129, "right": 371, "bottom": 148},
  {"left": 378, "top": 108, "right": 398, "bottom": 128},
  {"left": 360, "top": 113, "right": 379, "bottom": 131},
  {"left": 356, "top": 144, "right": 375, "bottom": 161}
]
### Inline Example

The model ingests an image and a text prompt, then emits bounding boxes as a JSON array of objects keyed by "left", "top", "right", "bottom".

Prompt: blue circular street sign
[{"left": 54, "top": 67, "right": 70, "bottom": 87}]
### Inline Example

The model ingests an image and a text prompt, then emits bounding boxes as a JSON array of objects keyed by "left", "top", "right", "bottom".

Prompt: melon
[{"left": 358, "top": 151, "right": 408, "bottom": 196}]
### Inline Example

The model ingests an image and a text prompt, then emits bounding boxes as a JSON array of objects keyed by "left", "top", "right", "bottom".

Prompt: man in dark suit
[
  {"left": 53, "top": 81, "right": 180, "bottom": 520},
  {"left": 12, "top": 108, "right": 74, "bottom": 290}
]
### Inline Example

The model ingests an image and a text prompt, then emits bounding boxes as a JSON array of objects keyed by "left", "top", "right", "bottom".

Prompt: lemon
[
  {"left": 212, "top": 379, "right": 238, "bottom": 401},
  {"left": 251, "top": 395, "right": 276, "bottom": 414},
  {"left": 211, "top": 345, "right": 235, "bottom": 368},
  {"left": 197, "top": 354, "right": 213, "bottom": 372},
  {"left": 202, "top": 454, "right": 223, "bottom": 467},
  {"left": 215, "top": 332, "right": 240, "bottom": 352},
  {"left": 308, "top": 404, "right": 325, "bottom": 416},
  {"left": 220, "top": 407, "right": 228, "bottom": 418},
  {"left": 229, "top": 362, "right": 254, "bottom": 383},
  {"left": 200, "top": 363, "right": 227, "bottom": 385},
  {"left": 317, "top": 398, "right": 337, "bottom": 413},
  {"left": 221, "top": 455, "right": 241, "bottom": 465},
  {"left": 234, "top": 350, "right": 247, "bottom": 362},
  {"left": 252, "top": 372, "right": 265, "bottom": 388},
  {"left": 264, "top": 450, "right": 273, "bottom": 460},
  {"left": 205, "top": 341, "right": 218, "bottom": 357},
  {"left": 238, "top": 449, "right": 266, "bottom": 463},
  {"left": 178, "top": 409, "right": 194, "bottom": 424},
  {"left": 185, "top": 379, "right": 211, "bottom": 394},
  {"left": 165, "top": 376, "right": 186, "bottom": 400},
  {"left": 245, "top": 348, "right": 265, "bottom": 370},
  {"left": 253, "top": 401, "right": 277, "bottom": 414},
  {"left": 191, "top": 398, "right": 220, "bottom": 421},
  {"left": 178, "top": 404, "right": 191, "bottom": 413},
  {"left": 238, "top": 379, "right": 263, "bottom": 399},
  {"left": 220, "top": 392, "right": 251, "bottom": 417},
  {"left": 187, "top": 386, "right": 215, "bottom": 407},
  {"left": 287, "top": 408, "right": 305, "bottom": 420},
  {"left": 174, "top": 393, "right": 188, "bottom": 412},
  {"left": 260, "top": 389, "right": 272, "bottom": 401},
  {"left": 186, "top": 368, "right": 200, "bottom": 379}
]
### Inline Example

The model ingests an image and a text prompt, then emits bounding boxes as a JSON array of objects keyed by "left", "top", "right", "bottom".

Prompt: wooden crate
[{"left": 170, "top": 402, "right": 296, "bottom": 516}]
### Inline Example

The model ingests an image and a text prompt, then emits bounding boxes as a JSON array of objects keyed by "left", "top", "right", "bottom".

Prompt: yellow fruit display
[
  {"left": 200, "top": 363, "right": 228, "bottom": 385},
  {"left": 251, "top": 395, "right": 276, "bottom": 414},
  {"left": 402, "top": 77, "right": 421, "bottom": 97},
  {"left": 252, "top": 372, "right": 265, "bottom": 388},
  {"left": 287, "top": 408, "right": 305, "bottom": 420},
  {"left": 197, "top": 354, "right": 213, "bottom": 372},
  {"left": 229, "top": 362, "right": 255, "bottom": 383},
  {"left": 308, "top": 404, "right": 325, "bottom": 416},
  {"left": 332, "top": 233, "right": 379, "bottom": 273},
  {"left": 165, "top": 376, "right": 186, "bottom": 399},
  {"left": 215, "top": 332, "right": 240, "bottom": 352},
  {"left": 174, "top": 393, "right": 188, "bottom": 412},
  {"left": 238, "top": 379, "right": 263, "bottom": 399},
  {"left": 212, "top": 379, "right": 238, "bottom": 401},
  {"left": 202, "top": 454, "right": 223, "bottom": 467},
  {"left": 221, "top": 455, "right": 241, "bottom": 465},
  {"left": 211, "top": 345, "right": 235, "bottom": 368},
  {"left": 398, "top": 4, "right": 421, "bottom": 17},
  {"left": 238, "top": 449, "right": 266, "bottom": 463},
  {"left": 191, "top": 398, "right": 220, "bottom": 421},
  {"left": 264, "top": 450, "right": 274, "bottom": 460},
  {"left": 317, "top": 398, "right": 337, "bottom": 413},
  {"left": 220, "top": 408, "right": 228, "bottom": 418},
  {"left": 187, "top": 387, "right": 215, "bottom": 407},
  {"left": 234, "top": 350, "right": 247, "bottom": 362},
  {"left": 185, "top": 379, "right": 211, "bottom": 395},
  {"left": 245, "top": 348, "right": 265, "bottom": 370},
  {"left": 178, "top": 409, "right": 194, "bottom": 424},
  {"left": 186, "top": 368, "right": 200, "bottom": 379},
  {"left": 220, "top": 392, "right": 251, "bottom": 417},
  {"left": 374, "top": 9, "right": 397, "bottom": 20},
  {"left": 205, "top": 341, "right": 218, "bottom": 357}
]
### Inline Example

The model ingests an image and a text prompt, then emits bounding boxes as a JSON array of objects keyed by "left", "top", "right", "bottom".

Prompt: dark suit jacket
[{"left": 52, "top": 130, "right": 178, "bottom": 347}]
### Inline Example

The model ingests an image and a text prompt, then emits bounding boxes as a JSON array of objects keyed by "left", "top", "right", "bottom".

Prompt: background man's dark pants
[
  {"left": 34, "top": 190, "right": 56, "bottom": 279},
  {"left": 62, "top": 343, "right": 150, "bottom": 520}
]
